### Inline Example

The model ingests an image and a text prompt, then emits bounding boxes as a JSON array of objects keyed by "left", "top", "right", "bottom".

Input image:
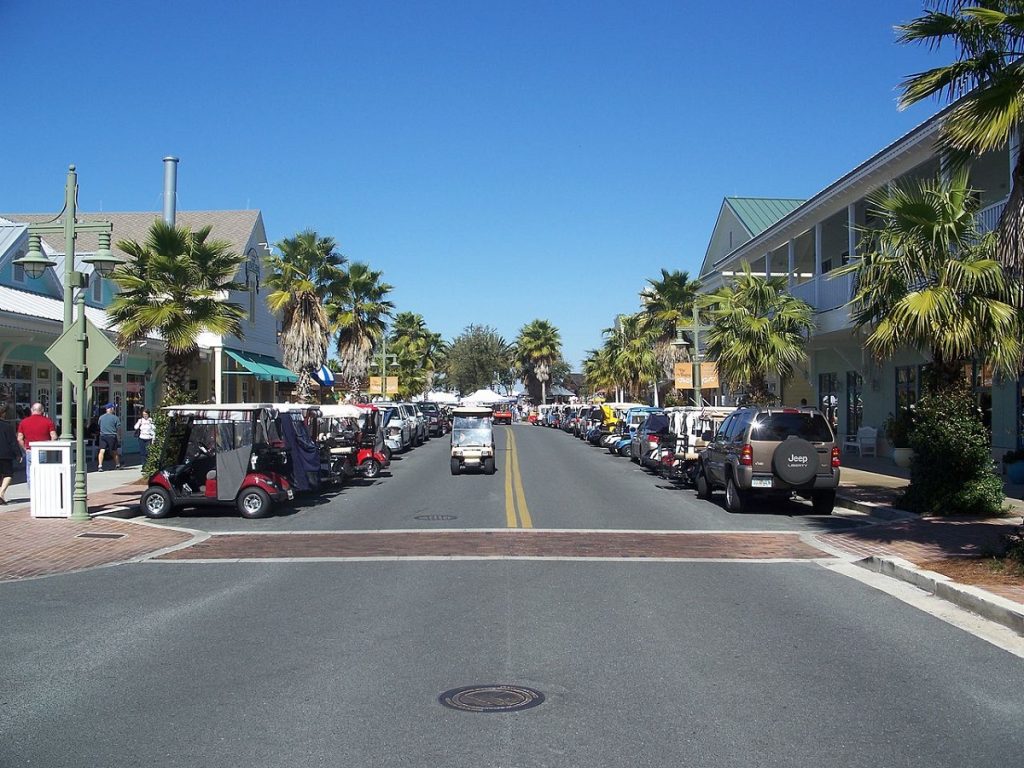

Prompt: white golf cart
[{"left": 450, "top": 406, "right": 496, "bottom": 475}]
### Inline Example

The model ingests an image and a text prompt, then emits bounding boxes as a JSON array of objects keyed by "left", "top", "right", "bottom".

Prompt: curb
[
  {"left": 835, "top": 494, "right": 916, "bottom": 522},
  {"left": 855, "top": 555, "right": 1024, "bottom": 637}
]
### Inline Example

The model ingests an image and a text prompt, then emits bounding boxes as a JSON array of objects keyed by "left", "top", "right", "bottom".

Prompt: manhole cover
[
  {"left": 439, "top": 685, "right": 544, "bottom": 713},
  {"left": 75, "top": 532, "right": 126, "bottom": 540},
  {"left": 414, "top": 514, "right": 457, "bottom": 521}
]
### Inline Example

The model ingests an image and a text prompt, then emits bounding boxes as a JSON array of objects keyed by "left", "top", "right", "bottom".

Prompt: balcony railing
[
  {"left": 787, "top": 272, "right": 854, "bottom": 313},
  {"left": 977, "top": 199, "right": 1006, "bottom": 235}
]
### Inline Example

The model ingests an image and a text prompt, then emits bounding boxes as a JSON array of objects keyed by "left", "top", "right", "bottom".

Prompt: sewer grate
[
  {"left": 414, "top": 514, "right": 457, "bottom": 521},
  {"left": 75, "top": 532, "right": 127, "bottom": 540},
  {"left": 439, "top": 685, "right": 545, "bottom": 713}
]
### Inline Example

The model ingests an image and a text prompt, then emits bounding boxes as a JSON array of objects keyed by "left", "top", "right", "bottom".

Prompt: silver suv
[{"left": 695, "top": 406, "right": 840, "bottom": 514}]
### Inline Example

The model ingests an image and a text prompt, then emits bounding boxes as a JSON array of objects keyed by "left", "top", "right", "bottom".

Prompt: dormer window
[
  {"left": 92, "top": 271, "right": 102, "bottom": 303},
  {"left": 12, "top": 250, "right": 26, "bottom": 283}
]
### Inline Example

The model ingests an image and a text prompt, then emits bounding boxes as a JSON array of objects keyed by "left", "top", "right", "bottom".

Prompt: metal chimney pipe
[{"left": 162, "top": 156, "right": 179, "bottom": 225}]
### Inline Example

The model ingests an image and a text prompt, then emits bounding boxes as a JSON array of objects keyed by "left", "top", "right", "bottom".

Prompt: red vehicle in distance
[{"left": 492, "top": 404, "right": 513, "bottom": 425}]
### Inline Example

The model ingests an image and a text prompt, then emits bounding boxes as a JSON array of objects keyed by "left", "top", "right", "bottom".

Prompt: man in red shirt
[{"left": 17, "top": 402, "right": 57, "bottom": 492}]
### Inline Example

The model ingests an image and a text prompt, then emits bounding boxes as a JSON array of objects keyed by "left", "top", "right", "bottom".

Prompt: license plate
[
  {"left": 751, "top": 478, "right": 773, "bottom": 488},
  {"left": 287, "top": 489, "right": 295, "bottom": 500}
]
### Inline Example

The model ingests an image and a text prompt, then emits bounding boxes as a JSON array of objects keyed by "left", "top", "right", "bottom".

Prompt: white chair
[{"left": 856, "top": 426, "right": 878, "bottom": 458}]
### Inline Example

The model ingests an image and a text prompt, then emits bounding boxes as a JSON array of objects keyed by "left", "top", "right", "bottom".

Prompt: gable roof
[
  {"left": 0, "top": 210, "right": 262, "bottom": 259},
  {"left": 724, "top": 198, "right": 806, "bottom": 237}
]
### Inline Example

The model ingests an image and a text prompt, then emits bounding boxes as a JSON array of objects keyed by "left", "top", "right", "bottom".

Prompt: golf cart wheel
[
  {"left": 141, "top": 487, "right": 173, "bottom": 519},
  {"left": 450, "top": 457, "right": 460, "bottom": 475},
  {"left": 483, "top": 457, "right": 496, "bottom": 475},
  {"left": 382, "top": 445, "right": 393, "bottom": 463},
  {"left": 361, "top": 457, "right": 382, "bottom": 479},
  {"left": 618, "top": 444, "right": 630, "bottom": 457},
  {"left": 237, "top": 487, "right": 272, "bottom": 519}
]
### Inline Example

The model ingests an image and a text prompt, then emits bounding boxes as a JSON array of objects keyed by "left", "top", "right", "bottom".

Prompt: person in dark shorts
[
  {"left": 0, "top": 415, "right": 20, "bottom": 503},
  {"left": 96, "top": 403, "right": 122, "bottom": 471}
]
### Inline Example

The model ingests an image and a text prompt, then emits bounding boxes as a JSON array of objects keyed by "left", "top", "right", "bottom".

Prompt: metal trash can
[{"left": 29, "top": 440, "right": 73, "bottom": 518}]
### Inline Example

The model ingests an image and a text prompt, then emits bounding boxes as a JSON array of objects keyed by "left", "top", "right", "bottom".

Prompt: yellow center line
[
  {"left": 507, "top": 427, "right": 533, "bottom": 528},
  {"left": 504, "top": 427, "right": 517, "bottom": 528}
]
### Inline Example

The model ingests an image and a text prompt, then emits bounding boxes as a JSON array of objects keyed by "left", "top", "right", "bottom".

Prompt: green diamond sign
[{"left": 45, "top": 319, "right": 122, "bottom": 387}]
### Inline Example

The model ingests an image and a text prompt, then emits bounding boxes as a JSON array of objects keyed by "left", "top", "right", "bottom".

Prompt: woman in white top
[{"left": 134, "top": 409, "right": 157, "bottom": 467}]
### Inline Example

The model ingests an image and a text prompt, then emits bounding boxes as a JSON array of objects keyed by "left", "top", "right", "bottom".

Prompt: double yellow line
[{"left": 504, "top": 427, "right": 532, "bottom": 528}]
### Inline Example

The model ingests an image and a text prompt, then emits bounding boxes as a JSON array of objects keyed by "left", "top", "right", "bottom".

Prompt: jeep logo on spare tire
[{"left": 772, "top": 438, "right": 818, "bottom": 485}]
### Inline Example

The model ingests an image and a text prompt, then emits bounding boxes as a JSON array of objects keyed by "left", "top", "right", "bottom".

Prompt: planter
[
  {"left": 1006, "top": 460, "right": 1024, "bottom": 485},
  {"left": 892, "top": 447, "right": 914, "bottom": 468}
]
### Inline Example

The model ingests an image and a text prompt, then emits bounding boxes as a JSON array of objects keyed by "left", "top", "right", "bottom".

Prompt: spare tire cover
[{"left": 772, "top": 437, "right": 818, "bottom": 485}]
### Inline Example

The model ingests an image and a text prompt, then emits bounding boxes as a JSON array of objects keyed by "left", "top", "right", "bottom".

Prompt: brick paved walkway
[
  {"left": 818, "top": 518, "right": 1024, "bottom": 604},
  {"left": 155, "top": 530, "right": 830, "bottom": 561},
  {"left": 0, "top": 509, "right": 195, "bottom": 581}
]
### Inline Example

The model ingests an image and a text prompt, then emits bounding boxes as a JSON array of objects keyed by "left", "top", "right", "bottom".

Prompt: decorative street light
[
  {"left": 370, "top": 328, "right": 399, "bottom": 399},
  {"left": 672, "top": 304, "right": 712, "bottom": 408},
  {"left": 14, "top": 166, "right": 119, "bottom": 521}
]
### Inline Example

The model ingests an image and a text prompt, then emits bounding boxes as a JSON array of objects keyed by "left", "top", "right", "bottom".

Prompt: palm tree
[
  {"left": 389, "top": 312, "right": 445, "bottom": 398},
  {"left": 640, "top": 268, "right": 701, "bottom": 401},
  {"left": 897, "top": 1, "right": 1024, "bottom": 274},
  {"left": 109, "top": 219, "right": 247, "bottom": 400},
  {"left": 264, "top": 230, "right": 345, "bottom": 403},
  {"left": 325, "top": 262, "right": 394, "bottom": 386},
  {"left": 604, "top": 313, "right": 661, "bottom": 401},
  {"left": 515, "top": 319, "right": 562, "bottom": 404},
  {"left": 698, "top": 264, "right": 814, "bottom": 403},
  {"left": 838, "top": 169, "right": 1022, "bottom": 390}
]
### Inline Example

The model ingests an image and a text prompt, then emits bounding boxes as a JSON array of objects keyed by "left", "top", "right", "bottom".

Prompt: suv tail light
[
  {"left": 831, "top": 446, "right": 841, "bottom": 468},
  {"left": 739, "top": 444, "right": 753, "bottom": 466}
]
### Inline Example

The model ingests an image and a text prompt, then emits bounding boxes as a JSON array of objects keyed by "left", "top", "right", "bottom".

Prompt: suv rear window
[
  {"left": 751, "top": 413, "right": 833, "bottom": 442},
  {"left": 644, "top": 414, "right": 670, "bottom": 433}
]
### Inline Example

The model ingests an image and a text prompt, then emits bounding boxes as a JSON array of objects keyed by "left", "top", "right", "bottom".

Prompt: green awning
[{"left": 224, "top": 349, "right": 298, "bottom": 383}]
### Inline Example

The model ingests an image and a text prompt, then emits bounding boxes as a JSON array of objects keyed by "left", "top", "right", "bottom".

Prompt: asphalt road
[
  {"left": 139, "top": 424, "right": 866, "bottom": 533},
  {"left": 3, "top": 424, "right": 1022, "bottom": 766},
  {"left": 3, "top": 561, "right": 1022, "bottom": 767}
]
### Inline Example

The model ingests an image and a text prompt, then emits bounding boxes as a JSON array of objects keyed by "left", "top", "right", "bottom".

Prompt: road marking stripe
[
  {"left": 196, "top": 528, "right": 825, "bottom": 536},
  {"left": 509, "top": 429, "right": 532, "bottom": 528},
  {"left": 504, "top": 428, "right": 517, "bottom": 528},
  {"left": 143, "top": 556, "right": 836, "bottom": 564}
]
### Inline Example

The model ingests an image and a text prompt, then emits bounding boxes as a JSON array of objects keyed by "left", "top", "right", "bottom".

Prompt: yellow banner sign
[
  {"left": 368, "top": 376, "right": 399, "bottom": 395},
  {"left": 700, "top": 362, "right": 719, "bottom": 390},
  {"left": 673, "top": 362, "right": 693, "bottom": 390}
]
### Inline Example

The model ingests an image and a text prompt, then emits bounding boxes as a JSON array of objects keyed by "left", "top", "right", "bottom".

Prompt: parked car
[
  {"left": 419, "top": 402, "right": 446, "bottom": 437},
  {"left": 695, "top": 405, "right": 840, "bottom": 514},
  {"left": 380, "top": 404, "right": 413, "bottom": 451},
  {"left": 630, "top": 410, "right": 670, "bottom": 467}
]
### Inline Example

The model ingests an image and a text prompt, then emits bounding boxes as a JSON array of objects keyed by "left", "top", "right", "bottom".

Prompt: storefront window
[
  {"left": 846, "top": 371, "right": 863, "bottom": 436},
  {"left": 818, "top": 372, "right": 838, "bottom": 429},
  {"left": 0, "top": 363, "right": 33, "bottom": 421},
  {"left": 895, "top": 365, "right": 918, "bottom": 411},
  {"left": 126, "top": 374, "right": 146, "bottom": 431}
]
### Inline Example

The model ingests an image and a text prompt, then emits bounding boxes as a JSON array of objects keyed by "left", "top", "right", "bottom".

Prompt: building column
[
  {"left": 787, "top": 240, "right": 795, "bottom": 291},
  {"left": 764, "top": 251, "right": 772, "bottom": 279},
  {"left": 847, "top": 203, "right": 857, "bottom": 263},
  {"left": 214, "top": 347, "right": 223, "bottom": 404},
  {"left": 814, "top": 223, "right": 823, "bottom": 307}
]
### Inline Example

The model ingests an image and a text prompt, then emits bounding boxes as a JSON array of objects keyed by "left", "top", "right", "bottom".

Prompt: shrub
[
  {"left": 899, "top": 383, "right": 1006, "bottom": 516},
  {"left": 883, "top": 408, "right": 914, "bottom": 448},
  {"left": 141, "top": 389, "right": 197, "bottom": 478}
]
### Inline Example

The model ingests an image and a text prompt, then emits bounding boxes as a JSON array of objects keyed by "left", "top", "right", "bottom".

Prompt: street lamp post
[
  {"left": 14, "top": 166, "right": 119, "bottom": 521},
  {"left": 371, "top": 330, "right": 398, "bottom": 399},
  {"left": 673, "top": 304, "right": 712, "bottom": 408}
]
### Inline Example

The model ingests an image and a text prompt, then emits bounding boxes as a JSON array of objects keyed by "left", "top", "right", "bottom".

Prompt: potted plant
[
  {"left": 884, "top": 409, "right": 914, "bottom": 468},
  {"left": 1004, "top": 449, "right": 1024, "bottom": 484}
]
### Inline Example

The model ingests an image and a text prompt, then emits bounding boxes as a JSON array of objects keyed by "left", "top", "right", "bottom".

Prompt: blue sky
[{"left": 2, "top": 1, "right": 945, "bottom": 367}]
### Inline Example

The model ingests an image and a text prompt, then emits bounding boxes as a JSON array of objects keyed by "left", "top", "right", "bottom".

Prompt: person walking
[
  {"left": 0, "top": 414, "right": 21, "bottom": 504},
  {"left": 134, "top": 409, "right": 156, "bottom": 467},
  {"left": 96, "top": 403, "right": 122, "bottom": 471},
  {"left": 17, "top": 403, "right": 57, "bottom": 492}
]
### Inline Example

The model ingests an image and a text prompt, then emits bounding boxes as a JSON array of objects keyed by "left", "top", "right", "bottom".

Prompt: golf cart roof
[
  {"left": 452, "top": 406, "right": 493, "bottom": 417},
  {"left": 318, "top": 403, "right": 364, "bottom": 418},
  {"left": 163, "top": 403, "right": 276, "bottom": 413}
]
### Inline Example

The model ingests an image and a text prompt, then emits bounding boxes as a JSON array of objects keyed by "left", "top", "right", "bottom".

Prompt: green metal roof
[{"left": 725, "top": 197, "right": 806, "bottom": 237}]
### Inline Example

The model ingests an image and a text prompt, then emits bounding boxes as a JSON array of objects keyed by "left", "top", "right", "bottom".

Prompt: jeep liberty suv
[{"left": 694, "top": 406, "right": 840, "bottom": 514}]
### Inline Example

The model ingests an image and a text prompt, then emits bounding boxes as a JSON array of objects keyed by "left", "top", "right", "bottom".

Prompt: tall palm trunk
[
  {"left": 163, "top": 352, "right": 196, "bottom": 402},
  {"left": 294, "top": 370, "right": 313, "bottom": 403}
]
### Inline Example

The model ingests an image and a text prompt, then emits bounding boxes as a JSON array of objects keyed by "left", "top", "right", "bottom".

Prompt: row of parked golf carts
[{"left": 139, "top": 402, "right": 434, "bottom": 520}]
